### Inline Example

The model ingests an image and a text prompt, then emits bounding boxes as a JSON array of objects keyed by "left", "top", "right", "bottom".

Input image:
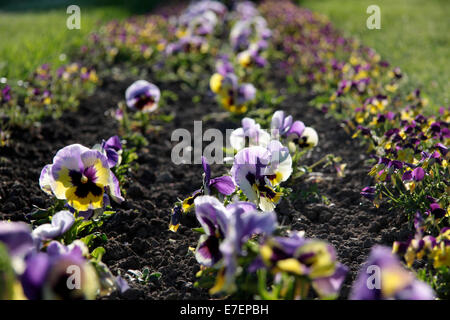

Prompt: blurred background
[{"left": 0, "top": 0, "right": 448, "bottom": 104}]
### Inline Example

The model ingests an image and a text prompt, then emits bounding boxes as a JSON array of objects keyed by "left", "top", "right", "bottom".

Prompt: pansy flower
[
  {"left": 1, "top": 85, "right": 11, "bottom": 103},
  {"left": 183, "top": 9, "right": 219, "bottom": 36},
  {"left": 166, "top": 35, "right": 208, "bottom": 55},
  {"left": 350, "top": 246, "right": 434, "bottom": 300},
  {"left": 229, "top": 117, "right": 271, "bottom": 151},
  {"left": 32, "top": 210, "right": 75, "bottom": 245},
  {"left": 194, "top": 196, "right": 261, "bottom": 267},
  {"left": 125, "top": 80, "right": 160, "bottom": 113},
  {"left": 179, "top": 0, "right": 227, "bottom": 27},
  {"left": 210, "top": 72, "right": 256, "bottom": 114},
  {"left": 94, "top": 135, "right": 122, "bottom": 168},
  {"left": 270, "top": 110, "right": 305, "bottom": 139},
  {"left": 231, "top": 142, "right": 292, "bottom": 211},
  {"left": 171, "top": 157, "right": 235, "bottom": 224},
  {"left": 360, "top": 186, "right": 376, "bottom": 201},
  {"left": 202, "top": 156, "right": 236, "bottom": 196},
  {"left": 230, "top": 16, "right": 271, "bottom": 52},
  {"left": 229, "top": 20, "right": 252, "bottom": 51},
  {"left": 209, "top": 72, "right": 238, "bottom": 96},
  {"left": 393, "top": 213, "right": 437, "bottom": 268},
  {"left": 236, "top": 41, "right": 268, "bottom": 68},
  {"left": 20, "top": 240, "right": 99, "bottom": 300},
  {"left": 217, "top": 202, "right": 276, "bottom": 294},
  {"left": 235, "top": 1, "right": 260, "bottom": 20},
  {"left": 0, "top": 221, "right": 34, "bottom": 258},
  {"left": 258, "top": 231, "right": 348, "bottom": 299},
  {"left": 402, "top": 166, "right": 425, "bottom": 182},
  {"left": 39, "top": 144, "right": 124, "bottom": 212},
  {"left": 287, "top": 125, "right": 319, "bottom": 149},
  {"left": 215, "top": 55, "right": 234, "bottom": 76},
  {"left": 169, "top": 205, "right": 183, "bottom": 232},
  {"left": 193, "top": 196, "right": 277, "bottom": 294}
]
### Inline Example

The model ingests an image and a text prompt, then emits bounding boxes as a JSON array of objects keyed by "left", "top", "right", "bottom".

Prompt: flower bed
[{"left": 0, "top": 0, "right": 447, "bottom": 300}]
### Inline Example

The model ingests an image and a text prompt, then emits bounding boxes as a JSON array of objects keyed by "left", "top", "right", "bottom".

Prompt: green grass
[
  {"left": 298, "top": 0, "right": 450, "bottom": 107},
  {"left": 0, "top": 6, "right": 130, "bottom": 81}
]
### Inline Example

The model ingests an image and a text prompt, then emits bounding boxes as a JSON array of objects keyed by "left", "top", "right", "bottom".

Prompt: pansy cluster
[
  {"left": 81, "top": 15, "right": 169, "bottom": 68},
  {"left": 1, "top": 0, "right": 444, "bottom": 301},
  {"left": 260, "top": 0, "right": 448, "bottom": 297},
  {"left": 0, "top": 62, "right": 98, "bottom": 128},
  {"left": 0, "top": 136, "right": 132, "bottom": 299},
  {"left": 260, "top": 0, "right": 449, "bottom": 227},
  {"left": 167, "top": 108, "right": 348, "bottom": 299},
  {"left": 209, "top": 2, "right": 272, "bottom": 114},
  {"left": 39, "top": 139, "right": 124, "bottom": 214},
  {"left": 170, "top": 110, "right": 318, "bottom": 231},
  {"left": 0, "top": 217, "right": 128, "bottom": 299},
  {"left": 393, "top": 213, "right": 450, "bottom": 270},
  {"left": 192, "top": 196, "right": 348, "bottom": 299}
]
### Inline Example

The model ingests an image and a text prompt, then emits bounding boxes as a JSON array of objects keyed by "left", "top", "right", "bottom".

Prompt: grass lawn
[
  {"left": 0, "top": 3, "right": 132, "bottom": 81},
  {"left": 298, "top": 0, "right": 450, "bottom": 108}
]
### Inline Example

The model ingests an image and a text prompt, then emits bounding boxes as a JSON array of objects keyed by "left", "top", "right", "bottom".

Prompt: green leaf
[
  {"left": 149, "top": 272, "right": 162, "bottom": 280},
  {"left": 0, "top": 243, "right": 16, "bottom": 299},
  {"left": 192, "top": 227, "right": 205, "bottom": 234},
  {"left": 91, "top": 247, "right": 106, "bottom": 262}
]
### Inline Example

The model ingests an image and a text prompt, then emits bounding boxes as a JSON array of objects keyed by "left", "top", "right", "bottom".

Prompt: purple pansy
[
  {"left": 361, "top": 186, "right": 376, "bottom": 201},
  {"left": 350, "top": 246, "right": 435, "bottom": 300},
  {"left": 0, "top": 221, "right": 34, "bottom": 257},
  {"left": 202, "top": 156, "right": 235, "bottom": 196},
  {"left": 125, "top": 80, "right": 160, "bottom": 113},
  {"left": 258, "top": 231, "right": 348, "bottom": 299},
  {"left": 193, "top": 196, "right": 276, "bottom": 294},
  {"left": 20, "top": 241, "right": 99, "bottom": 300},
  {"left": 99, "top": 135, "right": 122, "bottom": 168},
  {"left": 271, "top": 110, "right": 305, "bottom": 139}
]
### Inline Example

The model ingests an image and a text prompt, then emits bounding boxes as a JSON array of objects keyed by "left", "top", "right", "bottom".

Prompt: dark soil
[{"left": 0, "top": 69, "right": 412, "bottom": 299}]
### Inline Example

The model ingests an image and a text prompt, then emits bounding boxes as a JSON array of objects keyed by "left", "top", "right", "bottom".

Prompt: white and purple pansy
[
  {"left": 125, "top": 80, "right": 160, "bottom": 113},
  {"left": 31, "top": 210, "right": 75, "bottom": 245},
  {"left": 290, "top": 126, "right": 319, "bottom": 148},
  {"left": 270, "top": 110, "right": 305, "bottom": 139},
  {"left": 231, "top": 142, "right": 292, "bottom": 211},
  {"left": 271, "top": 110, "right": 318, "bottom": 148},
  {"left": 194, "top": 195, "right": 233, "bottom": 267},
  {"left": 217, "top": 204, "right": 277, "bottom": 294},
  {"left": 39, "top": 144, "right": 124, "bottom": 212},
  {"left": 179, "top": 0, "right": 227, "bottom": 28},
  {"left": 229, "top": 117, "right": 271, "bottom": 151},
  {"left": 193, "top": 195, "right": 276, "bottom": 294}
]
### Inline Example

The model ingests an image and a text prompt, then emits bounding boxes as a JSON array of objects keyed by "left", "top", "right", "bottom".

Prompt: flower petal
[
  {"left": 210, "top": 175, "right": 235, "bottom": 195},
  {"left": 195, "top": 234, "right": 222, "bottom": 267}
]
